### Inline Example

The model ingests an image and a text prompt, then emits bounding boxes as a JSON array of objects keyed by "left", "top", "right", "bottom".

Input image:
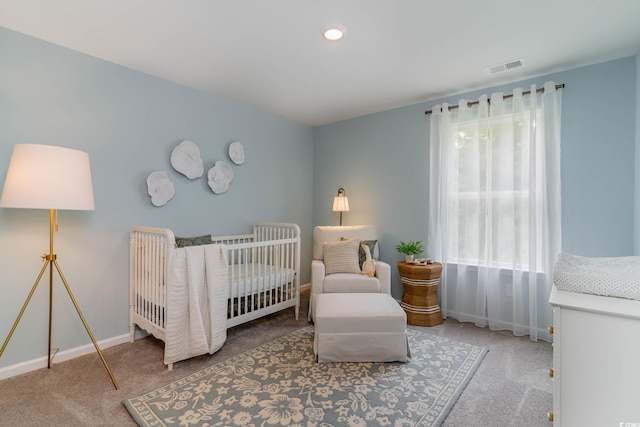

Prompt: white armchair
[{"left": 309, "top": 225, "right": 391, "bottom": 321}]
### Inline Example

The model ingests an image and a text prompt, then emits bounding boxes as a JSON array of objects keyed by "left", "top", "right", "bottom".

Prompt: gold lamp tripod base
[{"left": 0, "top": 209, "right": 118, "bottom": 390}]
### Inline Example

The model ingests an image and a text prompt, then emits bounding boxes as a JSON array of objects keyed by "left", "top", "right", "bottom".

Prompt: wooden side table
[{"left": 397, "top": 261, "right": 443, "bottom": 326}]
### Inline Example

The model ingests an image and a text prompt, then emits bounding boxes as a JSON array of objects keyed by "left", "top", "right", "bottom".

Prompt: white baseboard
[
  {"left": 1, "top": 285, "right": 312, "bottom": 381},
  {"left": 0, "top": 333, "right": 130, "bottom": 381}
]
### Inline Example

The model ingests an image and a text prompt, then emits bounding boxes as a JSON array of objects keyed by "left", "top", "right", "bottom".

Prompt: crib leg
[
  {"left": 167, "top": 363, "right": 173, "bottom": 371},
  {"left": 129, "top": 323, "right": 135, "bottom": 343}
]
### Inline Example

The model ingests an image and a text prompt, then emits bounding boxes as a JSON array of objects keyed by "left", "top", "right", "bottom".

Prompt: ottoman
[{"left": 313, "top": 293, "right": 411, "bottom": 363}]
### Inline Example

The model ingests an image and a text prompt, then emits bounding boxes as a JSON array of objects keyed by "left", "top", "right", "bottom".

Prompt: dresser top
[{"left": 549, "top": 286, "right": 640, "bottom": 320}]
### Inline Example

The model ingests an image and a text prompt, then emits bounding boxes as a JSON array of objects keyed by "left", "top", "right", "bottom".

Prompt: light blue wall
[
  {"left": 0, "top": 27, "right": 314, "bottom": 368},
  {"left": 315, "top": 56, "right": 637, "bottom": 298}
]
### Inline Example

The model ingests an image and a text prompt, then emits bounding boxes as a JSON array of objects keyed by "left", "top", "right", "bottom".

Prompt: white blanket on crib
[{"left": 164, "top": 244, "right": 229, "bottom": 365}]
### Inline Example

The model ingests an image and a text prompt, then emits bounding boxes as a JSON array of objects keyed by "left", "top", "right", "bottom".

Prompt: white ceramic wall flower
[
  {"left": 171, "top": 140, "right": 204, "bottom": 179},
  {"left": 147, "top": 171, "right": 175, "bottom": 206},
  {"left": 228, "top": 141, "right": 245, "bottom": 165},
  {"left": 207, "top": 160, "right": 234, "bottom": 194}
]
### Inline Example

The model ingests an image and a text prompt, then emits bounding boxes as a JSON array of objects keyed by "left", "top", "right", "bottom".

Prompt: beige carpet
[{"left": 0, "top": 290, "right": 552, "bottom": 426}]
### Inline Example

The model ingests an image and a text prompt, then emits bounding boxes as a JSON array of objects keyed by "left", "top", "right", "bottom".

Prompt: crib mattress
[
  {"left": 135, "top": 264, "right": 296, "bottom": 305},
  {"left": 228, "top": 264, "right": 296, "bottom": 298}
]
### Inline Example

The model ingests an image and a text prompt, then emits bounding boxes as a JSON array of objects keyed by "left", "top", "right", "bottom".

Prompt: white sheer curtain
[{"left": 428, "top": 82, "right": 561, "bottom": 341}]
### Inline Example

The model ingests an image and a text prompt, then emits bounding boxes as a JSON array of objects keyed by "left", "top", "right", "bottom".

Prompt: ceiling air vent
[{"left": 486, "top": 58, "right": 526, "bottom": 75}]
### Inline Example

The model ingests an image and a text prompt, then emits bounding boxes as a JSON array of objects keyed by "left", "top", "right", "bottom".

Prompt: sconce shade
[
  {"left": 332, "top": 196, "right": 350, "bottom": 212},
  {"left": 332, "top": 187, "right": 349, "bottom": 212},
  {"left": 0, "top": 144, "right": 95, "bottom": 210},
  {"left": 332, "top": 187, "right": 349, "bottom": 226}
]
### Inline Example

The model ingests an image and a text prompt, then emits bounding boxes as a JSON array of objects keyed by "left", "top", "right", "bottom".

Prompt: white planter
[{"left": 405, "top": 254, "right": 414, "bottom": 263}]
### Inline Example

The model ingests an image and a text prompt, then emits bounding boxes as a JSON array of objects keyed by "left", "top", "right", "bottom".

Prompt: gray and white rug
[{"left": 124, "top": 326, "right": 487, "bottom": 426}]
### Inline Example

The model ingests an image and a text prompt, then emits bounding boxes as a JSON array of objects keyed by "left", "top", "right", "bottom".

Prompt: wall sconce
[
  {"left": 332, "top": 187, "right": 350, "bottom": 226},
  {"left": 0, "top": 144, "right": 118, "bottom": 389}
]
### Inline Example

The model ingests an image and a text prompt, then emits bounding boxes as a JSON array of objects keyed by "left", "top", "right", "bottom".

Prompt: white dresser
[{"left": 548, "top": 286, "right": 640, "bottom": 426}]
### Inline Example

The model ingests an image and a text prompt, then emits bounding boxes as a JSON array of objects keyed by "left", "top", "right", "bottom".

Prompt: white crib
[{"left": 129, "top": 222, "right": 301, "bottom": 364}]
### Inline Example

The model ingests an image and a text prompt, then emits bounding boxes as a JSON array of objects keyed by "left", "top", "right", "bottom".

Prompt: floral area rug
[{"left": 123, "top": 326, "right": 487, "bottom": 427}]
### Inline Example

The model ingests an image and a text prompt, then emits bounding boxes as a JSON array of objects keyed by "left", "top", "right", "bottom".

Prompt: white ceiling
[{"left": 1, "top": 0, "right": 640, "bottom": 126}]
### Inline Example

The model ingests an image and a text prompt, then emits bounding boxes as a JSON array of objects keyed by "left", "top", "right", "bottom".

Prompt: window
[{"left": 449, "top": 112, "right": 542, "bottom": 270}]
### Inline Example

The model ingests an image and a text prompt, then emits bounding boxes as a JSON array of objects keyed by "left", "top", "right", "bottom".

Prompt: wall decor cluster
[{"left": 146, "top": 140, "right": 245, "bottom": 206}]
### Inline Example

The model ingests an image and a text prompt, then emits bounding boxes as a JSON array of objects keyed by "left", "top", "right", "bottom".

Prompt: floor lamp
[{"left": 0, "top": 144, "right": 118, "bottom": 390}]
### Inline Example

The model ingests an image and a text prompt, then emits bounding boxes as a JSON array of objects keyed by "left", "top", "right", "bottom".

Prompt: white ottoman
[{"left": 314, "top": 293, "right": 411, "bottom": 363}]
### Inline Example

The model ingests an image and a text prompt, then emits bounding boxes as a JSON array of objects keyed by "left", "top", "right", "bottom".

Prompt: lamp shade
[
  {"left": 0, "top": 144, "right": 95, "bottom": 210},
  {"left": 332, "top": 196, "right": 349, "bottom": 212}
]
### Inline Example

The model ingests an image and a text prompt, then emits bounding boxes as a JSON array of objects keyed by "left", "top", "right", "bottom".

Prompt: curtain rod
[{"left": 424, "top": 83, "right": 565, "bottom": 115}]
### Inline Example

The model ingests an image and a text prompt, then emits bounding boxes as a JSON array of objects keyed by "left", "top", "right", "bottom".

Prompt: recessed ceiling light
[{"left": 322, "top": 25, "right": 345, "bottom": 42}]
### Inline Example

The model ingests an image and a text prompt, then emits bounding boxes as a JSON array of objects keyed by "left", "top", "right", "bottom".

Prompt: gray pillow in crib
[{"left": 175, "top": 234, "right": 213, "bottom": 248}]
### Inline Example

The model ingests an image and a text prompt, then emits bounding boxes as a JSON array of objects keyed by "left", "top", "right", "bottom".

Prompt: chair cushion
[
  {"left": 323, "top": 273, "right": 381, "bottom": 293},
  {"left": 313, "top": 225, "right": 378, "bottom": 260},
  {"left": 323, "top": 239, "right": 361, "bottom": 275}
]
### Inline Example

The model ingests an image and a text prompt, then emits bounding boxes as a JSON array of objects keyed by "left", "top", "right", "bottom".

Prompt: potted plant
[{"left": 395, "top": 240, "right": 424, "bottom": 263}]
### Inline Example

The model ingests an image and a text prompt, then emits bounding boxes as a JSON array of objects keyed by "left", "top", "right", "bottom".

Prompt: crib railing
[
  {"left": 129, "top": 226, "right": 175, "bottom": 341},
  {"left": 213, "top": 223, "right": 301, "bottom": 326}
]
